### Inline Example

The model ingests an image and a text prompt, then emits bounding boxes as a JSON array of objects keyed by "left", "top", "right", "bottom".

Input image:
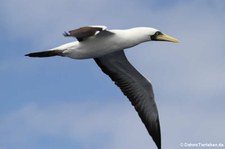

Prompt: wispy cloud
[{"left": 0, "top": 101, "right": 156, "bottom": 149}]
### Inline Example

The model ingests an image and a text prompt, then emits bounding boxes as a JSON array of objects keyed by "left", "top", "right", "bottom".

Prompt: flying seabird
[{"left": 25, "top": 25, "right": 178, "bottom": 149}]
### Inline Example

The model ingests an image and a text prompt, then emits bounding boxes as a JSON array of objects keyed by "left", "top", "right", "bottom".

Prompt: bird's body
[
  {"left": 25, "top": 25, "right": 178, "bottom": 149},
  {"left": 40, "top": 27, "right": 162, "bottom": 59}
]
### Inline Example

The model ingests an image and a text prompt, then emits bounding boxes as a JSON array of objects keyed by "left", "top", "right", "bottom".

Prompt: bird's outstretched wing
[
  {"left": 63, "top": 26, "right": 113, "bottom": 42},
  {"left": 94, "top": 50, "right": 161, "bottom": 149}
]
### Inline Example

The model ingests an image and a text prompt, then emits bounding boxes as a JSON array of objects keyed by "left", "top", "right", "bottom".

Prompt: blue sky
[{"left": 1, "top": 0, "right": 225, "bottom": 149}]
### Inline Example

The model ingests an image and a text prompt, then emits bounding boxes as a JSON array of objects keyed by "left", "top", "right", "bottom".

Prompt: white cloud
[
  {"left": 1, "top": 100, "right": 224, "bottom": 149},
  {"left": 0, "top": 101, "right": 156, "bottom": 149}
]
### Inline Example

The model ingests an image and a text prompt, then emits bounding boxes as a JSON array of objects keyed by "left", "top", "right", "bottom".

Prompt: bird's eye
[
  {"left": 155, "top": 31, "right": 162, "bottom": 36},
  {"left": 150, "top": 31, "right": 163, "bottom": 40}
]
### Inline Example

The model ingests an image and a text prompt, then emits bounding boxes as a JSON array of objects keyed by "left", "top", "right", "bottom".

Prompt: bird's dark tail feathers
[{"left": 25, "top": 50, "right": 64, "bottom": 58}]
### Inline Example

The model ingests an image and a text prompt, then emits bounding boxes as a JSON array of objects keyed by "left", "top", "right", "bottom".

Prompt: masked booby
[{"left": 25, "top": 25, "right": 178, "bottom": 149}]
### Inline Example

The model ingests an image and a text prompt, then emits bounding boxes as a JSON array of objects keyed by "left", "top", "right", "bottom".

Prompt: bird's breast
[
  {"left": 63, "top": 31, "right": 142, "bottom": 59},
  {"left": 65, "top": 35, "right": 129, "bottom": 59}
]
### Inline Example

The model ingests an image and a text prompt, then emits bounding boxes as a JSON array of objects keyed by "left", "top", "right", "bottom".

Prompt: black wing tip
[
  {"left": 155, "top": 137, "right": 161, "bottom": 149},
  {"left": 63, "top": 31, "right": 70, "bottom": 37},
  {"left": 25, "top": 53, "right": 30, "bottom": 57},
  {"left": 25, "top": 53, "right": 35, "bottom": 57},
  {"left": 150, "top": 126, "right": 161, "bottom": 149},
  {"left": 153, "top": 118, "right": 161, "bottom": 149},
  {"left": 24, "top": 50, "right": 63, "bottom": 58},
  {"left": 25, "top": 53, "right": 38, "bottom": 57}
]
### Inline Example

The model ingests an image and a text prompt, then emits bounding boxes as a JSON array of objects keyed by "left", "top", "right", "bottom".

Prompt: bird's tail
[{"left": 25, "top": 49, "right": 64, "bottom": 58}]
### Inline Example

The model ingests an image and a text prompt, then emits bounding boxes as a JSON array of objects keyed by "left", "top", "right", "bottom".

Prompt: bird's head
[
  {"left": 114, "top": 27, "right": 179, "bottom": 49},
  {"left": 146, "top": 27, "right": 179, "bottom": 43}
]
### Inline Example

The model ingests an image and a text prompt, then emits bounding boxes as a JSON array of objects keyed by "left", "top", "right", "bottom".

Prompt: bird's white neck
[{"left": 112, "top": 27, "right": 152, "bottom": 49}]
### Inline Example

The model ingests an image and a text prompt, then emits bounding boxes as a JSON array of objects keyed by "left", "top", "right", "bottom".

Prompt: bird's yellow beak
[{"left": 155, "top": 34, "right": 179, "bottom": 43}]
